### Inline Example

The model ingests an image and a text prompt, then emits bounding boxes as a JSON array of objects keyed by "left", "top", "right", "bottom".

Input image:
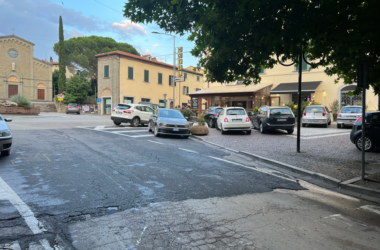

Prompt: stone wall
[{"left": 0, "top": 106, "right": 40, "bottom": 114}]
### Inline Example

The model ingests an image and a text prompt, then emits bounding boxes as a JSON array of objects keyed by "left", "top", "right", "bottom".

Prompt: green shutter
[
  {"left": 296, "top": 54, "right": 309, "bottom": 71},
  {"left": 128, "top": 67, "right": 133, "bottom": 79},
  {"left": 104, "top": 65, "right": 109, "bottom": 78},
  {"left": 197, "top": 76, "right": 200, "bottom": 81},
  {"left": 169, "top": 75, "right": 172, "bottom": 86},
  {"left": 184, "top": 73, "right": 187, "bottom": 79},
  {"left": 158, "top": 73, "right": 162, "bottom": 84},
  {"left": 144, "top": 70, "right": 149, "bottom": 82},
  {"left": 260, "top": 67, "right": 265, "bottom": 74}
]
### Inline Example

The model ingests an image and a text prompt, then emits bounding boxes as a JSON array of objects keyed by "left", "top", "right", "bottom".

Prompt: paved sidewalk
[{"left": 200, "top": 125, "right": 380, "bottom": 190}]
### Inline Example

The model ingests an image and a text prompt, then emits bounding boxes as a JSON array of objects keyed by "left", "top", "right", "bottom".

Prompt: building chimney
[{"left": 142, "top": 54, "right": 152, "bottom": 60}]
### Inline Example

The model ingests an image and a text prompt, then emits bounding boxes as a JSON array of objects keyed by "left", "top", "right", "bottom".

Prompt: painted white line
[
  {"left": 39, "top": 239, "right": 55, "bottom": 250},
  {"left": 179, "top": 148, "right": 198, "bottom": 153},
  {"left": 208, "top": 156, "right": 296, "bottom": 182},
  {"left": 360, "top": 205, "right": 380, "bottom": 215},
  {"left": 136, "top": 225, "right": 148, "bottom": 246},
  {"left": 147, "top": 140, "right": 163, "bottom": 145},
  {"left": 286, "top": 132, "right": 350, "bottom": 140},
  {"left": 94, "top": 126, "right": 106, "bottom": 130},
  {"left": 110, "top": 130, "right": 148, "bottom": 134},
  {"left": 129, "top": 134, "right": 154, "bottom": 138},
  {"left": 0, "top": 176, "right": 46, "bottom": 234},
  {"left": 0, "top": 241, "right": 21, "bottom": 250}
]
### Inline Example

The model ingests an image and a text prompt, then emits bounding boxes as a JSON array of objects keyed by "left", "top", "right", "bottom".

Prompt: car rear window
[
  {"left": 341, "top": 107, "right": 362, "bottom": 113},
  {"left": 270, "top": 108, "right": 292, "bottom": 115},
  {"left": 306, "top": 107, "right": 324, "bottom": 113},
  {"left": 159, "top": 110, "right": 184, "bottom": 119},
  {"left": 227, "top": 109, "right": 246, "bottom": 115},
  {"left": 216, "top": 108, "right": 223, "bottom": 114},
  {"left": 116, "top": 105, "right": 131, "bottom": 109}
]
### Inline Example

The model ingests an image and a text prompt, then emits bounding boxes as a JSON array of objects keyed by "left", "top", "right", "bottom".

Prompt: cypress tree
[{"left": 58, "top": 16, "right": 66, "bottom": 93}]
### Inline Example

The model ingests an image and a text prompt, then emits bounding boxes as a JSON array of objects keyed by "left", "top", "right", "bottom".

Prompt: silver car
[
  {"left": 0, "top": 115, "right": 12, "bottom": 156},
  {"left": 302, "top": 105, "right": 332, "bottom": 128},
  {"left": 66, "top": 103, "right": 81, "bottom": 114},
  {"left": 337, "top": 106, "right": 362, "bottom": 128}
]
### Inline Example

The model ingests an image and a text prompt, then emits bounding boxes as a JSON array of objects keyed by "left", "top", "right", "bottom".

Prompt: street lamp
[{"left": 152, "top": 32, "right": 176, "bottom": 108}]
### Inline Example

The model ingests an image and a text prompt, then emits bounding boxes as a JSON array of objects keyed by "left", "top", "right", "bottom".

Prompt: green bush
[
  {"left": 10, "top": 94, "right": 32, "bottom": 108},
  {"left": 253, "top": 107, "right": 259, "bottom": 113},
  {"left": 176, "top": 108, "right": 195, "bottom": 117},
  {"left": 329, "top": 99, "right": 340, "bottom": 114},
  {"left": 284, "top": 101, "right": 309, "bottom": 116},
  {"left": 197, "top": 113, "right": 206, "bottom": 126}
]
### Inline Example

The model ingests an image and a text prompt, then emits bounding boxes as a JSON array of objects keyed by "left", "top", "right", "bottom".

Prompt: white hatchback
[
  {"left": 216, "top": 107, "right": 252, "bottom": 135},
  {"left": 302, "top": 105, "right": 332, "bottom": 128},
  {"left": 111, "top": 104, "right": 155, "bottom": 127}
]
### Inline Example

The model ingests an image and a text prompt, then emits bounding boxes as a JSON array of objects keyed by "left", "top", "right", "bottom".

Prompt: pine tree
[{"left": 58, "top": 16, "right": 66, "bottom": 93}]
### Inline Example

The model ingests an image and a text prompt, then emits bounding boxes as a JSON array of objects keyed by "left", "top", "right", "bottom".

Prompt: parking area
[{"left": 203, "top": 123, "right": 380, "bottom": 182}]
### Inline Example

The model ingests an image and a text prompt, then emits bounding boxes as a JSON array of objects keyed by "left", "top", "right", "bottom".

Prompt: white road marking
[
  {"left": 39, "top": 239, "right": 55, "bottom": 250},
  {"left": 208, "top": 156, "right": 296, "bottom": 182},
  {"left": 110, "top": 130, "right": 148, "bottom": 134},
  {"left": 179, "top": 148, "right": 198, "bottom": 153},
  {"left": 147, "top": 140, "right": 163, "bottom": 144},
  {"left": 129, "top": 134, "right": 154, "bottom": 138},
  {"left": 136, "top": 225, "right": 148, "bottom": 246},
  {"left": 94, "top": 126, "right": 106, "bottom": 130},
  {"left": 360, "top": 205, "right": 380, "bottom": 215},
  {"left": 0, "top": 176, "right": 46, "bottom": 234},
  {"left": 286, "top": 132, "right": 350, "bottom": 140},
  {"left": 0, "top": 241, "right": 21, "bottom": 250}
]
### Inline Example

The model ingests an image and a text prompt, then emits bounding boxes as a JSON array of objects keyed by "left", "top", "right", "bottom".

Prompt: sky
[{"left": 0, "top": 0, "right": 200, "bottom": 68}]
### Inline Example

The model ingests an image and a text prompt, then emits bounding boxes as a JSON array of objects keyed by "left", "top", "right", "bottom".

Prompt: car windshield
[
  {"left": 306, "top": 107, "right": 324, "bottom": 113},
  {"left": 216, "top": 109, "right": 223, "bottom": 114},
  {"left": 270, "top": 108, "right": 292, "bottom": 115},
  {"left": 341, "top": 107, "right": 362, "bottom": 113},
  {"left": 159, "top": 110, "right": 184, "bottom": 119},
  {"left": 116, "top": 105, "right": 131, "bottom": 109},
  {"left": 227, "top": 109, "right": 246, "bottom": 115}
]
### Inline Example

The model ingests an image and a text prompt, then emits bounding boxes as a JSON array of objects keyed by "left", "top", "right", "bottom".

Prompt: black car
[
  {"left": 204, "top": 107, "right": 223, "bottom": 128},
  {"left": 0, "top": 115, "right": 12, "bottom": 156},
  {"left": 350, "top": 112, "right": 380, "bottom": 152},
  {"left": 251, "top": 106, "right": 295, "bottom": 134},
  {"left": 138, "top": 102, "right": 159, "bottom": 111},
  {"left": 148, "top": 109, "right": 190, "bottom": 138}
]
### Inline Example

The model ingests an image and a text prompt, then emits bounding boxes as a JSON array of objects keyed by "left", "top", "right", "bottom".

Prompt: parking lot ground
[{"left": 203, "top": 124, "right": 380, "bottom": 183}]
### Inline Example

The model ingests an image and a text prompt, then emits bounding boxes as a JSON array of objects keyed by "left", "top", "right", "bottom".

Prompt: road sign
[
  {"left": 57, "top": 93, "right": 65, "bottom": 99},
  {"left": 175, "top": 77, "right": 185, "bottom": 82},
  {"left": 97, "top": 98, "right": 102, "bottom": 103},
  {"left": 58, "top": 98, "right": 63, "bottom": 101}
]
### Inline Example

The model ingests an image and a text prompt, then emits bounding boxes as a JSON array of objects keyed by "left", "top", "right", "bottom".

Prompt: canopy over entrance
[{"left": 270, "top": 81, "right": 321, "bottom": 95}]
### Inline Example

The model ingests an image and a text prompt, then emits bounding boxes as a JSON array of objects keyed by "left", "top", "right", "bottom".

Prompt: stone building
[{"left": 0, "top": 35, "right": 52, "bottom": 101}]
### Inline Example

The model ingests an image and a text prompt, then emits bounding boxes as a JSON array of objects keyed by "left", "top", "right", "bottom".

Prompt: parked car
[
  {"left": 204, "top": 107, "right": 223, "bottom": 128},
  {"left": 138, "top": 102, "right": 159, "bottom": 111},
  {"left": 251, "top": 106, "right": 295, "bottom": 134},
  {"left": 111, "top": 104, "right": 155, "bottom": 127},
  {"left": 216, "top": 107, "right": 251, "bottom": 135},
  {"left": 350, "top": 112, "right": 380, "bottom": 152},
  {"left": 148, "top": 109, "right": 190, "bottom": 138},
  {"left": 66, "top": 103, "right": 81, "bottom": 114},
  {"left": 0, "top": 115, "right": 12, "bottom": 156},
  {"left": 302, "top": 105, "right": 332, "bottom": 128},
  {"left": 337, "top": 106, "right": 362, "bottom": 128}
]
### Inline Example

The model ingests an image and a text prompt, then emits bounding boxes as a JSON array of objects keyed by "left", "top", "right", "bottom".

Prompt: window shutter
[
  {"left": 169, "top": 75, "right": 172, "bottom": 86},
  {"left": 197, "top": 76, "right": 200, "bottom": 81},
  {"left": 184, "top": 73, "right": 187, "bottom": 79},
  {"left": 158, "top": 73, "right": 162, "bottom": 84},
  {"left": 128, "top": 67, "right": 133, "bottom": 79},
  {"left": 144, "top": 70, "right": 149, "bottom": 82},
  {"left": 104, "top": 65, "right": 109, "bottom": 78}
]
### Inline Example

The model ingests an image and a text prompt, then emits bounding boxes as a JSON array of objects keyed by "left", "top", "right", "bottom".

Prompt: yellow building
[
  {"left": 95, "top": 51, "right": 204, "bottom": 115},
  {"left": 50, "top": 60, "right": 77, "bottom": 79}
]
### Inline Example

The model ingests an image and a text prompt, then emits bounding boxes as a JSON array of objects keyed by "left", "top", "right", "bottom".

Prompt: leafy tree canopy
[
  {"left": 63, "top": 75, "right": 91, "bottom": 104},
  {"left": 53, "top": 36, "right": 140, "bottom": 79},
  {"left": 123, "top": 0, "right": 380, "bottom": 94}
]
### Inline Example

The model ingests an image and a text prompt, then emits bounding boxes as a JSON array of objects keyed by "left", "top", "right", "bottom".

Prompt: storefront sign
[{"left": 192, "top": 97, "right": 198, "bottom": 109}]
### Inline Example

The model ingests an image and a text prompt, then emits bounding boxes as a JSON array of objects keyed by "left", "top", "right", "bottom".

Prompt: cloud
[
  {"left": 153, "top": 44, "right": 159, "bottom": 48},
  {"left": 111, "top": 20, "right": 147, "bottom": 38},
  {"left": 65, "top": 29, "right": 85, "bottom": 39}
]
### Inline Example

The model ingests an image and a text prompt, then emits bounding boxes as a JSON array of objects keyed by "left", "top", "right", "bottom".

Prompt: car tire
[
  {"left": 131, "top": 117, "right": 140, "bottom": 127},
  {"left": 148, "top": 122, "right": 153, "bottom": 132},
  {"left": 220, "top": 124, "right": 226, "bottom": 134},
  {"left": 337, "top": 123, "right": 341, "bottom": 128},
  {"left": 355, "top": 136, "right": 375, "bottom": 152},
  {"left": 260, "top": 123, "right": 265, "bottom": 134},
  {"left": 66, "top": 112, "right": 68, "bottom": 114},
  {"left": 154, "top": 124, "right": 160, "bottom": 137},
  {"left": 209, "top": 119, "right": 214, "bottom": 128},
  {"left": 183, "top": 135, "right": 189, "bottom": 139},
  {"left": 287, "top": 129, "right": 294, "bottom": 134},
  {"left": 1, "top": 150, "right": 10, "bottom": 156},
  {"left": 328, "top": 120, "right": 331, "bottom": 125},
  {"left": 324, "top": 123, "right": 328, "bottom": 128},
  {"left": 246, "top": 130, "right": 252, "bottom": 135},
  {"left": 302, "top": 123, "right": 306, "bottom": 127},
  {"left": 113, "top": 121, "right": 121, "bottom": 126}
]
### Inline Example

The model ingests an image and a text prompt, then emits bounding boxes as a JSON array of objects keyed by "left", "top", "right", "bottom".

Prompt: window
[
  {"left": 341, "top": 107, "right": 362, "bottom": 113},
  {"left": 141, "top": 98, "right": 151, "bottom": 102},
  {"left": 128, "top": 67, "right": 133, "bottom": 80},
  {"left": 270, "top": 108, "right": 292, "bottom": 115},
  {"left": 145, "top": 107, "right": 155, "bottom": 113},
  {"left": 197, "top": 76, "right": 200, "bottom": 81},
  {"left": 183, "top": 86, "right": 189, "bottom": 95},
  {"left": 158, "top": 73, "right": 163, "bottom": 84},
  {"left": 372, "top": 114, "right": 380, "bottom": 123},
  {"left": 260, "top": 67, "right": 265, "bottom": 74},
  {"left": 184, "top": 73, "right": 187, "bottom": 79},
  {"left": 144, "top": 70, "right": 149, "bottom": 82},
  {"left": 227, "top": 109, "right": 246, "bottom": 115},
  {"left": 295, "top": 54, "right": 309, "bottom": 71},
  {"left": 104, "top": 65, "right": 109, "bottom": 78},
  {"left": 123, "top": 97, "right": 134, "bottom": 104},
  {"left": 159, "top": 100, "right": 166, "bottom": 108},
  {"left": 169, "top": 75, "right": 176, "bottom": 86},
  {"left": 196, "top": 88, "right": 201, "bottom": 91}
]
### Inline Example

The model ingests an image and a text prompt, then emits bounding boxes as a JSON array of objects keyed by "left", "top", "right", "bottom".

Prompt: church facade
[{"left": 0, "top": 35, "right": 52, "bottom": 102}]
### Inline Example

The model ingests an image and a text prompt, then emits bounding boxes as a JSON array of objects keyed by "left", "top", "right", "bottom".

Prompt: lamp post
[{"left": 152, "top": 32, "right": 176, "bottom": 108}]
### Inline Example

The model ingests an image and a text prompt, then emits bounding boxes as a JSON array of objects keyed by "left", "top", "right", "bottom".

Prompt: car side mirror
[
  {"left": 153, "top": 114, "right": 157, "bottom": 117},
  {"left": 4, "top": 118, "right": 12, "bottom": 122}
]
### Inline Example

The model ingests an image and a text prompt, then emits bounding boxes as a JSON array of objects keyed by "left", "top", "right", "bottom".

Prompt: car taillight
[
  {"left": 224, "top": 118, "right": 229, "bottom": 122},
  {"left": 267, "top": 111, "right": 270, "bottom": 118},
  {"left": 246, "top": 117, "right": 250, "bottom": 122},
  {"left": 213, "top": 113, "right": 217, "bottom": 117},
  {"left": 112, "top": 109, "right": 115, "bottom": 112},
  {"left": 123, "top": 110, "right": 134, "bottom": 114},
  {"left": 355, "top": 116, "right": 362, "bottom": 122},
  {"left": 68, "top": 106, "right": 71, "bottom": 109},
  {"left": 322, "top": 107, "right": 326, "bottom": 116},
  {"left": 338, "top": 114, "right": 342, "bottom": 117},
  {"left": 77, "top": 107, "right": 80, "bottom": 109}
]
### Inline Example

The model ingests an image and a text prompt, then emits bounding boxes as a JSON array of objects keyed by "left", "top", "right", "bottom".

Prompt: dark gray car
[
  {"left": 148, "top": 109, "right": 190, "bottom": 138},
  {"left": 0, "top": 115, "right": 12, "bottom": 156}
]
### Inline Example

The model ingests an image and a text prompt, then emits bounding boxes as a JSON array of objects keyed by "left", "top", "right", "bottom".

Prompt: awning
[
  {"left": 270, "top": 81, "right": 321, "bottom": 95},
  {"left": 188, "top": 82, "right": 273, "bottom": 96}
]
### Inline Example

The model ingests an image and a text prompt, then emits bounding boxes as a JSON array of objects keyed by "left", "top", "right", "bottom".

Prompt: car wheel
[
  {"left": 66, "top": 112, "right": 68, "bottom": 114},
  {"left": 148, "top": 122, "right": 153, "bottom": 132},
  {"left": 113, "top": 121, "right": 121, "bottom": 126},
  {"left": 287, "top": 129, "right": 294, "bottom": 134},
  {"left": 355, "top": 136, "right": 375, "bottom": 152},
  {"left": 1, "top": 150, "right": 10, "bottom": 156},
  {"left": 154, "top": 124, "right": 160, "bottom": 137},
  {"left": 183, "top": 135, "right": 189, "bottom": 139},
  {"left": 302, "top": 123, "right": 306, "bottom": 127},
  {"left": 337, "top": 123, "right": 341, "bottom": 128},
  {"left": 246, "top": 130, "right": 252, "bottom": 135},
  {"left": 131, "top": 117, "right": 140, "bottom": 127},
  {"left": 220, "top": 124, "right": 226, "bottom": 134},
  {"left": 260, "top": 123, "right": 265, "bottom": 134},
  {"left": 77, "top": 112, "right": 80, "bottom": 115},
  {"left": 209, "top": 119, "right": 214, "bottom": 128},
  {"left": 324, "top": 123, "right": 328, "bottom": 128},
  {"left": 328, "top": 120, "right": 331, "bottom": 125}
]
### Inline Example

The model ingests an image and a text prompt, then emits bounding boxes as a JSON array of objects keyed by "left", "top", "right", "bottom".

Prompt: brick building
[{"left": 0, "top": 35, "right": 52, "bottom": 101}]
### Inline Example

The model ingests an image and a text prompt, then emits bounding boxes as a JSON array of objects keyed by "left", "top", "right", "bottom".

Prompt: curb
[{"left": 191, "top": 135, "right": 380, "bottom": 203}]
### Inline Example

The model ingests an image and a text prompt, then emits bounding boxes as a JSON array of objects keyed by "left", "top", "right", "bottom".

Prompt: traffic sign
[
  {"left": 175, "top": 77, "right": 185, "bottom": 82},
  {"left": 97, "top": 98, "right": 102, "bottom": 103},
  {"left": 58, "top": 98, "right": 63, "bottom": 101}
]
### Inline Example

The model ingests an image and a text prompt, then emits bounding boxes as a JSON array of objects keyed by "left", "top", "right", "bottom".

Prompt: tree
[
  {"left": 63, "top": 75, "right": 91, "bottom": 104},
  {"left": 53, "top": 36, "right": 140, "bottom": 80},
  {"left": 52, "top": 69, "right": 59, "bottom": 96},
  {"left": 58, "top": 16, "right": 66, "bottom": 93},
  {"left": 123, "top": 0, "right": 380, "bottom": 95}
]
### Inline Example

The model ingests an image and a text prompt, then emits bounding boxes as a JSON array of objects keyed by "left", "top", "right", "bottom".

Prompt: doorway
[
  {"left": 8, "top": 85, "right": 18, "bottom": 98},
  {"left": 103, "top": 98, "right": 112, "bottom": 115},
  {"left": 270, "top": 96, "right": 280, "bottom": 106},
  {"left": 38, "top": 89, "right": 45, "bottom": 100}
]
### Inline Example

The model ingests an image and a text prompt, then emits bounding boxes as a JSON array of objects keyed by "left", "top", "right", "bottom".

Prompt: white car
[
  {"left": 302, "top": 105, "right": 332, "bottom": 128},
  {"left": 111, "top": 104, "right": 155, "bottom": 127},
  {"left": 216, "top": 107, "right": 252, "bottom": 135}
]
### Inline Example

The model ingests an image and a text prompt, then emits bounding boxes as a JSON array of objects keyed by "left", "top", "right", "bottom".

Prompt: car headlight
[
  {"left": 159, "top": 123, "right": 166, "bottom": 127},
  {"left": 184, "top": 125, "right": 188, "bottom": 128},
  {"left": 0, "top": 130, "right": 11, "bottom": 137}
]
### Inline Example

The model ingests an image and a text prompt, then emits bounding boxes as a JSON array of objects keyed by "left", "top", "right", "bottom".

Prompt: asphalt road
[{"left": 0, "top": 113, "right": 380, "bottom": 249}]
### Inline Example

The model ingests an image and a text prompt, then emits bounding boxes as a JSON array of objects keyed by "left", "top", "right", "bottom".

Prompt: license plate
[
  {"left": 346, "top": 116, "right": 355, "bottom": 118},
  {"left": 173, "top": 128, "right": 180, "bottom": 131},
  {"left": 117, "top": 112, "right": 122, "bottom": 115},
  {"left": 277, "top": 119, "right": 286, "bottom": 121},
  {"left": 232, "top": 119, "right": 242, "bottom": 122}
]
